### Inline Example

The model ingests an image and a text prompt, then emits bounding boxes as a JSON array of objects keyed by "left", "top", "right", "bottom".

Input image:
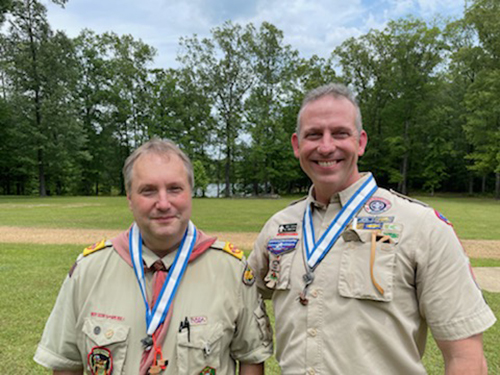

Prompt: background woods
[{"left": 0, "top": 0, "right": 499, "bottom": 198}]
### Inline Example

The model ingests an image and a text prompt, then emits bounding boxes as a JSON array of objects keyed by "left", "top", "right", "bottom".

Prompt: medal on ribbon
[
  {"left": 300, "top": 174, "right": 378, "bottom": 304},
  {"left": 129, "top": 221, "right": 197, "bottom": 336}
]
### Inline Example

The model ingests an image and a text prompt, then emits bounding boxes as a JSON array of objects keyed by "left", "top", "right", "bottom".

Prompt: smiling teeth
[{"left": 318, "top": 161, "right": 337, "bottom": 167}]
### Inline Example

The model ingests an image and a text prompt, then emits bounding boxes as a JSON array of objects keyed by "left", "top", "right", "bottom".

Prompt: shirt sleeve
[
  {"left": 230, "top": 260, "right": 273, "bottom": 363},
  {"left": 248, "top": 223, "right": 273, "bottom": 300},
  {"left": 34, "top": 265, "right": 84, "bottom": 370},
  {"left": 415, "top": 209, "right": 496, "bottom": 341}
]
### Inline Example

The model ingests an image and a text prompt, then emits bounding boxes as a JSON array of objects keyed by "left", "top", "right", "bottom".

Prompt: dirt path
[{"left": 0, "top": 225, "right": 499, "bottom": 259}]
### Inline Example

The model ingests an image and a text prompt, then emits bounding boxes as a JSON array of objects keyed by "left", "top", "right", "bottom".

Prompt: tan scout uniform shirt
[
  {"left": 35, "top": 242, "right": 272, "bottom": 374},
  {"left": 249, "top": 173, "right": 496, "bottom": 375}
]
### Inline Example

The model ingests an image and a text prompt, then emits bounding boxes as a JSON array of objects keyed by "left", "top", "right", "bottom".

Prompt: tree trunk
[
  {"left": 496, "top": 172, "right": 500, "bottom": 200},
  {"left": 38, "top": 148, "right": 46, "bottom": 197},
  {"left": 482, "top": 175, "right": 486, "bottom": 193},
  {"left": 468, "top": 174, "right": 474, "bottom": 195},
  {"left": 399, "top": 119, "right": 410, "bottom": 195}
]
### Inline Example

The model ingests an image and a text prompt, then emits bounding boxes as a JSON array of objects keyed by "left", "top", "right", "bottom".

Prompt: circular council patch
[{"left": 364, "top": 197, "right": 392, "bottom": 214}]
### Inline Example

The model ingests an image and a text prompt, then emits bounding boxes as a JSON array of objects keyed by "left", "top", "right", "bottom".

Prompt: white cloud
[{"left": 42, "top": 0, "right": 464, "bottom": 69}]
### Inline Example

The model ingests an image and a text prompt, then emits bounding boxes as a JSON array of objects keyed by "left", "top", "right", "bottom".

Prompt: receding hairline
[{"left": 296, "top": 83, "right": 363, "bottom": 136}]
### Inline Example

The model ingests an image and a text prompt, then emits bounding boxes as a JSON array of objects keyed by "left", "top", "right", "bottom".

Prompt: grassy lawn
[
  {"left": 0, "top": 195, "right": 498, "bottom": 374},
  {"left": 0, "top": 194, "right": 499, "bottom": 239}
]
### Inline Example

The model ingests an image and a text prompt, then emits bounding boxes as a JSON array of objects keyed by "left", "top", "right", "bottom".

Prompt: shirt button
[
  {"left": 307, "top": 368, "right": 316, "bottom": 375},
  {"left": 311, "top": 290, "right": 318, "bottom": 298},
  {"left": 308, "top": 328, "right": 317, "bottom": 337},
  {"left": 105, "top": 329, "right": 114, "bottom": 339},
  {"left": 93, "top": 326, "right": 101, "bottom": 335}
]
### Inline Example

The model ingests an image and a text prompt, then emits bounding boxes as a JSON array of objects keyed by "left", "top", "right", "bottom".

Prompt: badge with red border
[
  {"left": 199, "top": 366, "right": 216, "bottom": 375},
  {"left": 87, "top": 346, "right": 113, "bottom": 375},
  {"left": 434, "top": 210, "right": 452, "bottom": 226},
  {"left": 364, "top": 197, "right": 392, "bottom": 214}
]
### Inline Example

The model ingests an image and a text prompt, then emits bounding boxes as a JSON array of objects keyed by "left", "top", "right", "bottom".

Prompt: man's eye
[
  {"left": 305, "top": 133, "right": 321, "bottom": 139},
  {"left": 334, "top": 132, "right": 349, "bottom": 139},
  {"left": 140, "top": 188, "right": 155, "bottom": 195},
  {"left": 168, "top": 186, "right": 182, "bottom": 193}
]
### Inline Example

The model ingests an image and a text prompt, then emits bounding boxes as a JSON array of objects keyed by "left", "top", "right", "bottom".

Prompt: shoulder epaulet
[
  {"left": 211, "top": 240, "right": 244, "bottom": 260},
  {"left": 288, "top": 195, "right": 307, "bottom": 207},
  {"left": 389, "top": 189, "right": 428, "bottom": 207},
  {"left": 83, "top": 239, "right": 112, "bottom": 257}
]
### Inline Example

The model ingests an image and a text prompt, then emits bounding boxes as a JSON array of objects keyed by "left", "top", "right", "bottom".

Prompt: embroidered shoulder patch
[
  {"left": 434, "top": 210, "right": 453, "bottom": 226},
  {"left": 242, "top": 263, "right": 255, "bottom": 286},
  {"left": 83, "top": 239, "right": 110, "bottom": 257},
  {"left": 221, "top": 242, "right": 244, "bottom": 260},
  {"left": 199, "top": 366, "right": 216, "bottom": 375}
]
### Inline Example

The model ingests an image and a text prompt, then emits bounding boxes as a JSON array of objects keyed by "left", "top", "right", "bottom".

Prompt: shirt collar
[
  {"left": 141, "top": 245, "right": 178, "bottom": 269},
  {"left": 307, "top": 172, "right": 374, "bottom": 209}
]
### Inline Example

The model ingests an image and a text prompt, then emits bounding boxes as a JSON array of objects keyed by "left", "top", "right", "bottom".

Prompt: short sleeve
[
  {"left": 230, "top": 261, "right": 273, "bottom": 363},
  {"left": 415, "top": 210, "right": 496, "bottom": 340},
  {"left": 248, "top": 224, "right": 273, "bottom": 299},
  {"left": 34, "top": 271, "right": 83, "bottom": 370}
]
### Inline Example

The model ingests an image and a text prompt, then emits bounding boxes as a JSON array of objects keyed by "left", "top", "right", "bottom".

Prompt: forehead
[
  {"left": 131, "top": 152, "right": 189, "bottom": 186},
  {"left": 300, "top": 96, "right": 356, "bottom": 132}
]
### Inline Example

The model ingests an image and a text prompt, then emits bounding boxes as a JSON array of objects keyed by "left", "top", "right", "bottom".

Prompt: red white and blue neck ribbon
[
  {"left": 129, "top": 221, "right": 197, "bottom": 336},
  {"left": 303, "top": 174, "right": 378, "bottom": 270}
]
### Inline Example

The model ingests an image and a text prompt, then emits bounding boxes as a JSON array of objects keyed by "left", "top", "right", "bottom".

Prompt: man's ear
[
  {"left": 358, "top": 130, "right": 368, "bottom": 157},
  {"left": 291, "top": 133, "right": 300, "bottom": 159}
]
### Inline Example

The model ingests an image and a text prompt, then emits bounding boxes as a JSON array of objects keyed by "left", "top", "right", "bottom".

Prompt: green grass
[
  {"left": 0, "top": 194, "right": 499, "bottom": 239},
  {"left": 0, "top": 195, "right": 498, "bottom": 374},
  {"left": 413, "top": 195, "right": 500, "bottom": 240},
  {"left": 1, "top": 243, "right": 498, "bottom": 375}
]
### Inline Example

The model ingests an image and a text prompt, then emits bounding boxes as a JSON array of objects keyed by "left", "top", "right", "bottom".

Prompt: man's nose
[
  {"left": 317, "top": 134, "right": 336, "bottom": 154},
  {"left": 156, "top": 191, "right": 171, "bottom": 210}
]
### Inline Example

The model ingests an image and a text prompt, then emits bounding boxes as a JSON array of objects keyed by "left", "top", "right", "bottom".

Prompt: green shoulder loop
[
  {"left": 211, "top": 240, "right": 244, "bottom": 261},
  {"left": 389, "top": 189, "right": 428, "bottom": 207},
  {"left": 288, "top": 195, "right": 307, "bottom": 207}
]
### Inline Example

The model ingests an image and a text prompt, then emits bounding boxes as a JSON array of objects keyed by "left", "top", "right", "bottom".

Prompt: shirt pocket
[
  {"left": 177, "top": 322, "right": 224, "bottom": 375},
  {"left": 82, "top": 318, "right": 130, "bottom": 374},
  {"left": 338, "top": 229, "right": 397, "bottom": 302}
]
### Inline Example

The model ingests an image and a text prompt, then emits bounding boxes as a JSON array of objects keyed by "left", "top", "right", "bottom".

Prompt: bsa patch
[
  {"left": 359, "top": 223, "right": 383, "bottom": 230},
  {"left": 242, "top": 264, "right": 255, "bottom": 286},
  {"left": 189, "top": 316, "right": 208, "bottom": 325},
  {"left": 382, "top": 223, "right": 403, "bottom": 244},
  {"left": 83, "top": 239, "right": 108, "bottom": 257},
  {"left": 222, "top": 242, "right": 244, "bottom": 260},
  {"left": 199, "top": 366, "right": 216, "bottom": 375},
  {"left": 357, "top": 216, "right": 395, "bottom": 224},
  {"left": 267, "top": 239, "right": 298, "bottom": 256},
  {"left": 87, "top": 346, "right": 113, "bottom": 375},
  {"left": 434, "top": 210, "right": 452, "bottom": 226},
  {"left": 277, "top": 223, "right": 298, "bottom": 236},
  {"left": 364, "top": 197, "right": 392, "bottom": 214}
]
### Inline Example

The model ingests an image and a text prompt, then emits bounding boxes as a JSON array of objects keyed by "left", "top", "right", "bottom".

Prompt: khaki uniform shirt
[
  {"left": 248, "top": 174, "right": 496, "bottom": 375},
  {"left": 35, "top": 241, "right": 272, "bottom": 374}
]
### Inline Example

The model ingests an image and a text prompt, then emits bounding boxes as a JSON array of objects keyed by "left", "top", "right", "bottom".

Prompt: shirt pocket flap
[
  {"left": 177, "top": 322, "right": 224, "bottom": 351},
  {"left": 82, "top": 318, "right": 130, "bottom": 346},
  {"left": 342, "top": 229, "right": 371, "bottom": 243}
]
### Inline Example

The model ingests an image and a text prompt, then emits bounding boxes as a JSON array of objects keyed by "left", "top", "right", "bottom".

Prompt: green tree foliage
[
  {"left": 2, "top": 0, "right": 86, "bottom": 196},
  {"left": 1, "top": 4, "right": 499, "bottom": 198},
  {"left": 178, "top": 21, "right": 255, "bottom": 197},
  {"left": 462, "top": 0, "right": 500, "bottom": 198}
]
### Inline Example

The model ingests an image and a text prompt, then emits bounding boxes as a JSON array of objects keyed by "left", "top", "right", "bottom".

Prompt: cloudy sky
[{"left": 45, "top": 0, "right": 465, "bottom": 68}]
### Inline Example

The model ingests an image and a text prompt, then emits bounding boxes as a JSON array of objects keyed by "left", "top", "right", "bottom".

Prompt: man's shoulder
[{"left": 210, "top": 240, "right": 245, "bottom": 261}]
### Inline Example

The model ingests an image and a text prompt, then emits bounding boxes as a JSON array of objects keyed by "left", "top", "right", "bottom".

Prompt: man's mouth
[{"left": 317, "top": 160, "right": 339, "bottom": 167}]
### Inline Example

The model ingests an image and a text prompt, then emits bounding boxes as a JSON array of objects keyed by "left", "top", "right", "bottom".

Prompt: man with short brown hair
[{"left": 35, "top": 138, "right": 272, "bottom": 375}]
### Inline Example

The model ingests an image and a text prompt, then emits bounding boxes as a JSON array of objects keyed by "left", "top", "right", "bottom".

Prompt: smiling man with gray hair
[{"left": 249, "top": 83, "right": 496, "bottom": 374}]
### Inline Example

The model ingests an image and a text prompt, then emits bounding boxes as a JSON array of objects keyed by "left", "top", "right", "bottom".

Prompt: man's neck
[{"left": 142, "top": 236, "right": 183, "bottom": 259}]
